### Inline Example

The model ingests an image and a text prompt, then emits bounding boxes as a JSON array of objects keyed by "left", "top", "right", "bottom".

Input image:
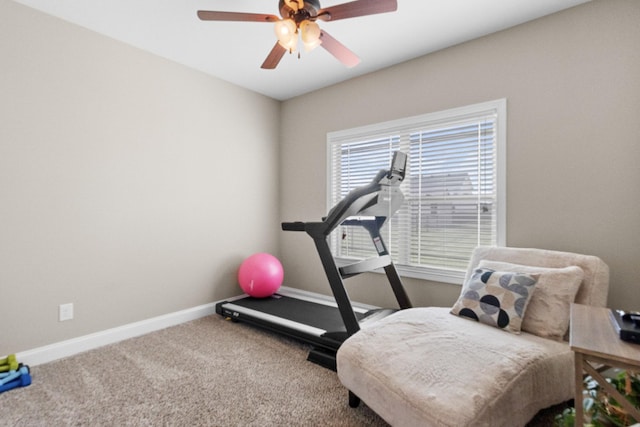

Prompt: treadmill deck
[{"left": 225, "top": 293, "right": 366, "bottom": 333}]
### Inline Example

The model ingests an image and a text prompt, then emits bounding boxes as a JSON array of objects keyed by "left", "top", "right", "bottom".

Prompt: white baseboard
[{"left": 17, "top": 303, "right": 218, "bottom": 366}]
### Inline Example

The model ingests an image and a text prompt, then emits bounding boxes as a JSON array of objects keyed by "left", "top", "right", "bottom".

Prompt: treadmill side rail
[{"left": 220, "top": 302, "right": 327, "bottom": 337}]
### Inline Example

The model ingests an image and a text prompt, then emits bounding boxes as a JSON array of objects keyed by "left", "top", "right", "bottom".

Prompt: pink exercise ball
[{"left": 237, "top": 253, "right": 283, "bottom": 298}]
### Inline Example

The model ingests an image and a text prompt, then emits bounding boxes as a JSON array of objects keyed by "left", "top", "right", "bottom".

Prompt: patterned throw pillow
[
  {"left": 477, "top": 261, "right": 584, "bottom": 340},
  {"left": 451, "top": 268, "right": 539, "bottom": 334}
]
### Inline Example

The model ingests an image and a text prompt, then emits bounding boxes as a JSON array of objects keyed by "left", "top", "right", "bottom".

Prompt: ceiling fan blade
[
  {"left": 197, "top": 11, "right": 279, "bottom": 23},
  {"left": 317, "top": 0, "right": 397, "bottom": 22},
  {"left": 319, "top": 31, "right": 360, "bottom": 68},
  {"left": 261, "top": 42, "right": 288, "bottom": 69}
]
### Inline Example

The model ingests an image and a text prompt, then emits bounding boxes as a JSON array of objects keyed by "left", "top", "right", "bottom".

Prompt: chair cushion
[
  {"left": 337, "top": 307, "right": 574, "bottom": 427},
  {"left": 477, "top": 260, "right": 584, "bottom": 340},
  {"left": 450, "top": 268, "right": 539, "bottom": 334}
]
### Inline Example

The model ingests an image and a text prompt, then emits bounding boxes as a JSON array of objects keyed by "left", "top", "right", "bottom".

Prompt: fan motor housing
[{"left": 279, "top": 0, "right": 321, "bottom": 22}]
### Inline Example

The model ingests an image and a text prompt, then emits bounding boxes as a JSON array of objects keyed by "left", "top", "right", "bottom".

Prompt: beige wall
[
  {"left": 0, "top": 0, "right": 280, "bottom": 355},
  {"left": 279, "top": 0, "right": 640, "bottom": 311}
]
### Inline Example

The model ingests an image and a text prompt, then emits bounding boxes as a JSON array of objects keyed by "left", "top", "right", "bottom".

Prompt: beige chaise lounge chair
[{"left": 337, "top": 246, "right": 609, "bottom": 427}]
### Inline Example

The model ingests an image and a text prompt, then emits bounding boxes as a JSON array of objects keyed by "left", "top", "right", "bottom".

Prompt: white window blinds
[{"left": 327, "top": 99, "right": 506, "bottom": 284}]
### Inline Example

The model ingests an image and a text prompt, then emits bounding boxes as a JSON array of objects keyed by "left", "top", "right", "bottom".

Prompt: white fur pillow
[{"left": 477, "top": 260, "right": 584, "bottom": 341}]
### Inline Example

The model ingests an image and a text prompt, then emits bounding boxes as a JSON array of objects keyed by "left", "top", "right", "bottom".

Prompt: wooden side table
[{"left": 570, "top": 303, "right": 640, "bottom": 425}]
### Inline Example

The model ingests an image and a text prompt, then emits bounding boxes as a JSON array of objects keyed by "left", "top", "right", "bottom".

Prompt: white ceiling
[{"left": 12, "top": 0, "right": 590, "bottom": 100}]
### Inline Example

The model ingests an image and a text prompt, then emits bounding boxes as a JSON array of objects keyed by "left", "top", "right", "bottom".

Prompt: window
[{"left": 327, "top": 99, "right": 506, "bottom": 284}]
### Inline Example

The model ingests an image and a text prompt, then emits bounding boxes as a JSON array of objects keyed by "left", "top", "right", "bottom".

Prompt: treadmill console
[{"left": 385, "top": 151, "right": 407, "bottom": 184}]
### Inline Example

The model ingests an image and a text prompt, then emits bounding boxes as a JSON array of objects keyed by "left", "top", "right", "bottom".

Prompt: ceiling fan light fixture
[
  {"left": 274, "top": 19, "right": 297, "bottom": 50},
  {"left": 300, "top": 20, "right": 322, "bottom": 51}
]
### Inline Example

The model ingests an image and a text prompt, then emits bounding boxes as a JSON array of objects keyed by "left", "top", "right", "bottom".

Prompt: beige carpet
[{"left": 1, "top": 315, "right": 565, "bottom": 426}]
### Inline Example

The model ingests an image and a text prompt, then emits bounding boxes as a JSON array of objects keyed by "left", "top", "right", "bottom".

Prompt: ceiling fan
[{"left": 197, "top": 0, "right": 398, "bottom": 69}]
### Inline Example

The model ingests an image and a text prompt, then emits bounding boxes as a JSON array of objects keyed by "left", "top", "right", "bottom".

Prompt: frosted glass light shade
[
  {"left": 300, "top": 20, "right": 321, "bottom": 51},
  {"left": 275, "top": 19, "right": 297, "bottom": 50}
]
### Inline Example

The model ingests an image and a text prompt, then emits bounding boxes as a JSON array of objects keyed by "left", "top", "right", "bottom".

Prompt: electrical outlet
[{"left": 59, "top": 303, "right": 74, "bottom": 321}]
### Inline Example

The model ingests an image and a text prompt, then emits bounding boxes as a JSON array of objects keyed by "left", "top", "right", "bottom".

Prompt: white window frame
[{"left": 326, "top": 99, "right": 507, "bottom": 285}]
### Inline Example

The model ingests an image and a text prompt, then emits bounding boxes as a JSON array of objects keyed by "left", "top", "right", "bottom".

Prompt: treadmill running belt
[{"left": 230, "top": 294, "right": 366, "bottom": 333}]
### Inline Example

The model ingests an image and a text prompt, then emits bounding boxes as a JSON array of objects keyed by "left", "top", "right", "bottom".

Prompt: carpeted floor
[{"left": 1, "top": 315, "right": 566, "bottom": 426}]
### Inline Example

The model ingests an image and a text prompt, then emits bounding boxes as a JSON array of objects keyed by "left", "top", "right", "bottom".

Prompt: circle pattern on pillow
[{"left": 451, "top": 268, "right": 539, "bottom": 333}]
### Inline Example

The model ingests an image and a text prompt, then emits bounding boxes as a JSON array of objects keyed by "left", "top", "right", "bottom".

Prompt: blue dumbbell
[
  {"left": 0, "top": 366, "right": 29, "bottom": 386},
  {"left": 0, "top": 364, "right": 29, "bottom": 380},
  {"left": 0, "top": 367, "right": 32, "bottom": 393}
]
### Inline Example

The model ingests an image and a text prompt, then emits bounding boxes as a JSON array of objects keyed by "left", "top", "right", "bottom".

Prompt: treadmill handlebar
[{"left": 281, "top": 221, "right": 306, "bottom": 232}]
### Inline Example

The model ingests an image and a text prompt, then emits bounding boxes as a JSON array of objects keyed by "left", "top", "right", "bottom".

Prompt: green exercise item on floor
[{"left": 0, "top": 354, "right": 19, "bottom": 372}]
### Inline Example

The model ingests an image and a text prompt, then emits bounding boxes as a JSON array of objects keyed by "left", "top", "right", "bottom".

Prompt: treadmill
[{"left": 216, "top": 151, "right": 412, "bottom": 370}]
